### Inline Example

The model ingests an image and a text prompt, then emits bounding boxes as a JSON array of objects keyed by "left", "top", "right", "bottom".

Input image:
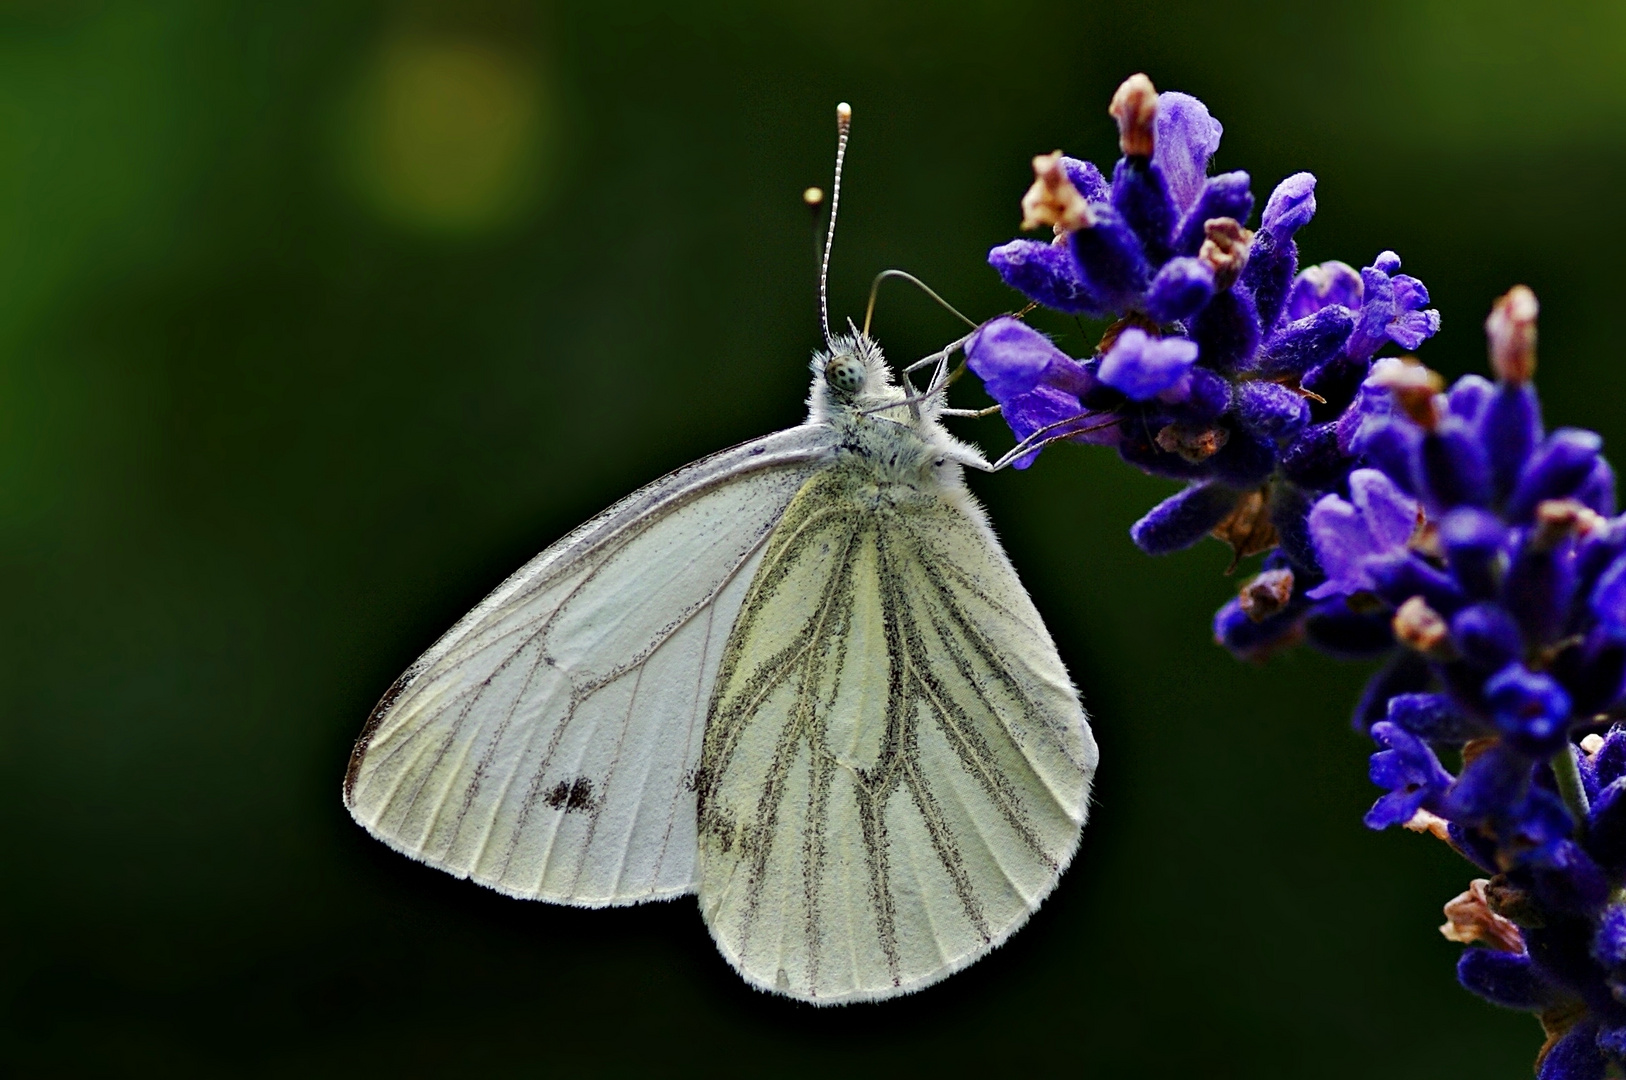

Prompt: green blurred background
[{"left": 2, "top": 0, "right": 1624, "bottom": 1075}]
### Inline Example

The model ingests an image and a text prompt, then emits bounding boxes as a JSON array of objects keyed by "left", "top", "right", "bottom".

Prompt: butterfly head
[
  {"left": 809, "top": 332, "right": 900, "bottom": 416},
  {"left": 823, "top": 352, "right": 866, "bottom": 395}
]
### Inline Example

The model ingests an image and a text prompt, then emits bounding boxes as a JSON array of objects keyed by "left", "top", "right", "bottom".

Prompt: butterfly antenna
[
  {"left": 863, "top": 270, "right": 979, "bottom": 337},
  {"left": 819, "top": 102, "right": 852, "bottom": 351}
]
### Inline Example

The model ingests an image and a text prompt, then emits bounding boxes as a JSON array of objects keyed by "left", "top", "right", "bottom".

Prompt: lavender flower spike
[
  {"left": 1329, "top": 291, "right": 1626, "bottom": 1073},
  {"left": 975, "top": 74, "right": 1446, "bottom": 624},
  {"left": 974, "top": 78, "right": 1626, "bottom": 1075}
]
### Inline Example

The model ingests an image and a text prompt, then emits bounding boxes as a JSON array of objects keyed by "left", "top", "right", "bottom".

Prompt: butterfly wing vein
[
  {"left": 694, "top": 466, "right": 1096, "bottom": 1003},
  {"left": 344, "top": 427, "right": 835, "bottom": 905}
]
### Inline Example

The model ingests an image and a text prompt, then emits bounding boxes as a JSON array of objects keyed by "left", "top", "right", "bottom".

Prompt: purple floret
[
  {"left": 1305, "top": 469, "right": 1419, "bottom": 599},
  {"left": 1151, "top": 91, "right": 1222, "bottom": 215},
  {"left": 1365, "top": 721, "right": 1453, "bottom": 829},
  {"left": 1096, "top": 328, "right": 1198, "bottom": 400},
  {"left": 1260, "top": 172, "right": 1316, "bottom": 242}
]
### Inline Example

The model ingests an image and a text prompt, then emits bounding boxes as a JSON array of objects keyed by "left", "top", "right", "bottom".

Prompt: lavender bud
[
  {"left": 1388, "top": 692, "right": 1476, "bottom": 741},
  {"left": 1068, "top": 205, "right": 1151, "bottom": 305},
  {"left": 1240, "top": 230, "right": 1296, "bottom": 336},
  {"left": 1281, "top": 422, "right": 1346, "bottom": 487},
  {"left": 1144, "top": 257, "right": 1215, "bottom": 322},
  {"left": 1287, "top": 260, "right": 1363, "bottom": 321},
  {"left": 1417, "top": 418, "right": 1492, "bottom": 513},
  {"left": 1485, "top": 663, "right": 1571, "bottom": 753},
  {"left": 1503, "top": 524, "right": 1578, "bottom": 646},
  {"left": 1109, "top": 73, "right": 1157, "bottom": 158},
  {"left": 1577, "top": 458, "right": 1617, "bottom": 517},
  {"left": 1236, "top": 380, "right": 1310, "bottom": 443},
  {"left": 987, "top": 238, "right": 1104, "bottom": 316},
  {"left": 1131, "top": 481, "right": 1241, "bottom": 555},
  {"left": 1254, "top": 306, "right": 1357, "bottom": 378},
  {"left": 1457, "top": 949, "right": 1555, "bottom": 1010},
  {"left": 1449, "top": 603, "right": 1522, "bottom": 669},
  {"left": 1369, "top": 552, "right": 1466, "bottom": 614},
  {"left": 1367, "top": 359, "right": 1446, "bottom": 430},
  {"left": 1447, "top": 375, "right": 1495, "bottom": 426},
  {"left": 1507, "top": 429, "right": 1605, "bottom": 524},
  {"left": 1439, "top": 509, "right": 1507, "bottom": 600},
  {"left": 1021, "top": 151, "right": 1092, "bottom": 233},
  {"left": 1097, "top": 328, "right": 1198, "bottom": 400},
  {"left": 1171, "top": 172, "right": 1253, "bottom": 257},
  {"left": 1190, "top": 289, "right": 1260, "bottom": 374},
  {"left": 1441, "top": 879, "right": 1525, "bottom": 953},
  {"left": 1111, "top": 157, "right": 1176, "bottom": 264},
  {"left": 1482, "top": 383, "right": 1544, "bottom": 504},
  {"left": 1261, "top": 172, "right": 1317, "bottom": 242},
  {"left": 1393, "top": 595, "right": 1454, "bottom": 657},
  {"left": 1197, "top": 217, "right": 1253, "bottom": 290},
  {"left": 1154, "top": 421, "right": 1229, "bottom": 463},
  {"left": 1214, "top": 594, "right": 1305, "bottom": 660},
  {"left": 1486, "top": 285, "right": 1538, "bottom": 385},
  {"left": 1239, "top": 568, "right": 1295, "bottom": 622}
]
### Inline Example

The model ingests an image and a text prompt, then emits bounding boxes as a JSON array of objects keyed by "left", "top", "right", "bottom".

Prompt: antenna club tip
[
  {"left": 836, "top": 102, "right": 852, "bottom": 122},
  {"left": 803, "top": 186, "right": 825, "bottom": 207}
]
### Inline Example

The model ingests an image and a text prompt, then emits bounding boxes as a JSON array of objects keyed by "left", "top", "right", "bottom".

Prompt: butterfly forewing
[
  {"left": 345, "top": 426, "right": 835, "bottom": 906},
  {"left": 695, "top": 463, "right": 1096, "bottom": 1003}
]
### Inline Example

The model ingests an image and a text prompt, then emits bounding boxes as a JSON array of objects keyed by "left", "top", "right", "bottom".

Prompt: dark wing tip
[{"left": 342, "top": 670, "right": 417, "bottom": 805}]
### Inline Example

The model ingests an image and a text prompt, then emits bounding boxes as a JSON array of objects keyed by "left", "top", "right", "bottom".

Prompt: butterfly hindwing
[
  {"left": 344, "top": 426, "right": 835, "bottom": 906},
  {"left": 694, "top": 463, "right": 1096, "bottom": 1002}
]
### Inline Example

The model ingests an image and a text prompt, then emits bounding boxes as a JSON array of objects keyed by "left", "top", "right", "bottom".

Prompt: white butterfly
[{"left": 343, "top": 105, "right": 1097, "bottom": 1005}]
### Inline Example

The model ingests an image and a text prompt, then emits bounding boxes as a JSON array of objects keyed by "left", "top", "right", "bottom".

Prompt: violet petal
[
  {"left": 1150, "top": 91, "right": 1223, "bottom": 215},
  {"left": 1130, "top": 481, "right": 1241, "bottom": 555},
  {"left": 1171, "top": 170, "right": 1253, "bottom": 256},
  {"left": 1260, "top": 172, "right": 1316, "bottom": 241},
  {"left": 1254, "top": 305, "right": 1357, "bottom": 378},
  {"left": 1144, "top": 257, "right": 1215, "bottom": 323},
  {"left": 1286, "top": 260, "right": 1363, "bottom": 321},
  {"left": 988, "top": 238, "right": 1106, "bottom": 315},
  {"left": 965, "top": 316, "right": 1070, "bottom": 402}
]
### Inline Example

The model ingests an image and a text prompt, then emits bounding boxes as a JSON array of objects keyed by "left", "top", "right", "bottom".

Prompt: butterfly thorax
[{"left": 826, "top": 408, "right": 951, "bottom": 499}]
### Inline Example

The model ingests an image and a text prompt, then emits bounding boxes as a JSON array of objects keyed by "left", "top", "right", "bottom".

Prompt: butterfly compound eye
[{"left": 824, "top": 354, "right": 865, "bottom": 394}]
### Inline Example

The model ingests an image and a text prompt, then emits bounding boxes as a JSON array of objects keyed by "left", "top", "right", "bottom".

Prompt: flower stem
[{"left": 1552, "top": 741, "right": 1590, "bottom": 825}]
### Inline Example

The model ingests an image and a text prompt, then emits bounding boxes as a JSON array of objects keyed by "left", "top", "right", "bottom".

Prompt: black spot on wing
[{"left": 542, "top": 777, "right": 598, "bottom": 813}]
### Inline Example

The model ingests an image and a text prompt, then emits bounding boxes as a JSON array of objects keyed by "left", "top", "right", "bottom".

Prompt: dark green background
[{"left": 3, "top": 1, "right": 1624, "bottom": 1075}]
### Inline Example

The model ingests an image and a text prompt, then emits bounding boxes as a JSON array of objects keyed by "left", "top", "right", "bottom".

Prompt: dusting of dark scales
[
  {"left": 695, "top": 436, "right": 1062, "bottom": 992},
  {"left": 542, "top": 777, "right": 598, "bottom": 812},
  {"left": 347, "top": 464, "right": 792, "bottom": 890}
]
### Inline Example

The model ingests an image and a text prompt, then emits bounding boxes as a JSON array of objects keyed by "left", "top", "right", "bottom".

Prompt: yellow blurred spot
[{"left": 341, "top": 34, "right": 554, "bottom": 236}]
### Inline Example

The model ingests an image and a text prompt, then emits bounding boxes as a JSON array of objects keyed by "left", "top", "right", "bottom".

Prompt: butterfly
[{"left": 343, "top": 104, "right": 1097, "bottom": 1004}]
